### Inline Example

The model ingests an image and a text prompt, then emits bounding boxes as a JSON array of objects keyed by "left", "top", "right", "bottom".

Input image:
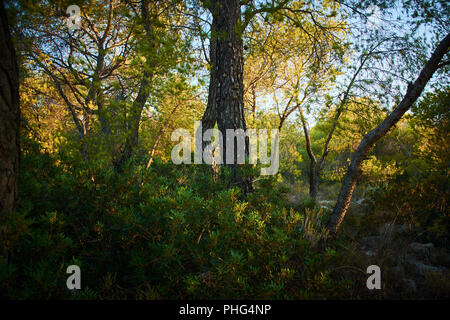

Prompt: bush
[{"left": 0, "top": 148, "right": 355, "bottom": 299}]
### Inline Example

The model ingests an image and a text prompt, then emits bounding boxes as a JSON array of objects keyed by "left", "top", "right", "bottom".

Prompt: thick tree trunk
[
  {"left": 210, "top": 0, "right": 252, "bottom": 194},
  {"left": 325, "top": 33, "right": 450, "bottom": 238},
  {"left": 0, "top": 1, "right": 20, "bottom": 216}
]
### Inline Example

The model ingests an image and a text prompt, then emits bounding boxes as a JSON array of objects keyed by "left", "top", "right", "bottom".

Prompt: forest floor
[{"left": 285, "top": 182, "right": 450, "bottom": 299}]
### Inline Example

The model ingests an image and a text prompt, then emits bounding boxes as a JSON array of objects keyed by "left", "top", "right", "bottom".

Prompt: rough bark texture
[
  {"left": 326, "top": 32, "right": 450, "bottom": 238},
  {"left": 209, "top": 0, "right": 252, "bottom": 194},
  {"left": 201, "top": 16, "right": 218, "bottom": 139},
  {"left": 0, "top": 1, "right": 20, "bottom": 216}
]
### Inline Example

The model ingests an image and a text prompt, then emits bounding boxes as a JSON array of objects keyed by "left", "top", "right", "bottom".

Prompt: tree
[
  {"left": 298, "top": 47, "right": 375, "bottom": 201},
  {"left": 19, "top": 0, "right": 191, "bottom": 171},
  {"left": 0, "top": 0, "right": 20, "bottom": 216},
  {"left": 210, "top": 0, "right": 251, "bottom": 192},
  {"left": 325, "top": 32, "right": 450, "bottom": 239},
  {"left": 198, "top": 0, "right": 345, "bottom": 193}
]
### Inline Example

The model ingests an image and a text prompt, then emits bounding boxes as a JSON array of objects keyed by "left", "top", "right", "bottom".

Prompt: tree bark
[
  {"left": 298, "top": 106, "right": 318, "bottom": 200},
  {"left": 209, "top": 0, "right": 252, "bottom": 194},
  {"left": 325, "top": 32, "right": 450, "bottom": 238},
  {"left": 201, "top": 16, "right": 218, "bottom": 139},
  {"left": 0, "top": 1, "right": 20, "bottom": 216}
]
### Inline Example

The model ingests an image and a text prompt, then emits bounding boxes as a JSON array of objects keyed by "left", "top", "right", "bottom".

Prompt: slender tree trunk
[
  {"left": 311, "top": 106, "right": 343, "bottom": 201},
  {"left": 113, "top": 0, "right": 154, "bottom": 172},
  {"left": 251, "top": 85, "right": 256, "bottom": 120},
  {"left": 146, "top": 128, "right": 163, "bottom": 169},
  {"left": 298, "top": 106, "right": 318, "bottom": 200},
  {"left": 0, "top": 1, "right": 20, "bottom": 216},
  {"left": 146, "top": 103, "right": 181, "bottom": 169},
  {"left": 113, "top": 71, "right": 151, "bottom": 171},
  {"left": 325, "top": 33, "right": 450, "bottom": 239},
  {"left": 298, "top": 50, "right": 371, "bottom": 203}
]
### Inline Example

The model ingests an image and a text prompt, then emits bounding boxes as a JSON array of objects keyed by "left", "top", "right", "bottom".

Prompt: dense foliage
[{"left": 0, "top": 0, "right": 448, "bottom": 299}]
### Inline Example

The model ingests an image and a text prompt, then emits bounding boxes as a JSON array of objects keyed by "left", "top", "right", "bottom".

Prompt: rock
[
  {"left": 409, "top": 242, "right": 434, "bottom": 260},
  {"left": 287, "top": 194, "right": 301, "bottom": 206},
  {"left": 410, "top": 242, "right": 434, "bottom": 250},
  {"left": 406, "top": 257, "right": 447, "bottom": 277},
  {"left": 378, "top": 223, "right": 395, "bottom": 240},
  {"left": 396, "top": 224, "right": 410, "bottom": 234},
  {"left": 318, "top": 200, "right": 334, "bottom": 207},
  {"left": 362, "top": 235, "right": 386, "bottom": 249},
  {"left": 353, "top": 198, "right": 372, "bottom": 210},
  {"left": 379, "top": 223, "right": 411, "bottom": 238}
]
